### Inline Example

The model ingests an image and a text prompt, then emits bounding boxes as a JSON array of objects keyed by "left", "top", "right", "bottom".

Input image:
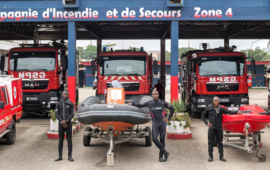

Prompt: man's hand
[
  {"left": 60, "top": 121, "right": 66, "bottom": 125},
  {"left": 163, "top": 118, "right": 169, "bottom": 122},
  {"left": 207, "top": 123, "right": 212, "bottom": 127},
  {"left": 127, "top": 103, "right": 132, "bottom": 106},
  {"left": 256, "top": 112, "right": 262, "bottom": 115},
  {"left": 237, "top": 111, "right": 243, "bottom": 115}
]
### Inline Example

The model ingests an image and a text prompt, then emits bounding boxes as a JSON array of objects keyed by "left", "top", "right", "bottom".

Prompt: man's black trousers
[
  {"left": 152, "top": 121, "right": 167, "bottom": 156},
  {"left": 208, "top": 127, "right": 223, "bottom": 158},
  {"left": 58, "top": 122, "right": 72, "bottom": 157}
]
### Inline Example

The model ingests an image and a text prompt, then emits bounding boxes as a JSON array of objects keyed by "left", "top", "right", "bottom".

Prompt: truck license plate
[
  {"left": 27, "top": 97, "right": 38, "bottom": 101},
  {"left": 228, "top": 107, "right": 238, "bottom": 111}
]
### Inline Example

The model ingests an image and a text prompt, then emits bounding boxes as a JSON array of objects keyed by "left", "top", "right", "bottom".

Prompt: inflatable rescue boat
[{"left": 222, "top": 105, "right": 270, "bottom": 134}]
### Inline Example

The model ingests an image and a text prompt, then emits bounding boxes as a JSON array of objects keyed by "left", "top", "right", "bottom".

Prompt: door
[{"left": 0, "top": 86, "right": 12, "bottom": 133}]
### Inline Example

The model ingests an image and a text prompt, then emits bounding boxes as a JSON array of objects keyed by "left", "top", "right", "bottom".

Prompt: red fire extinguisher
[{"left": 248, "top": 76, "right": 252, "bottom": 87}]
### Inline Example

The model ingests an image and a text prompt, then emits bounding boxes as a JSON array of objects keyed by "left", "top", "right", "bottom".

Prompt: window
[
  {"left": 99, "top": 56, "right": 146, "bottom": 76},
  {"left": 1, "top": 87, "right": 9, "bottom": 105},
  {"left": 199, "top": 56, "right": 245, "bottom": 76},
  {"left": 58, "top": 53, "right": 62, "bottom": 68},
  {"left": 10, "top": 52, "right": 56, "bottom": 71}
]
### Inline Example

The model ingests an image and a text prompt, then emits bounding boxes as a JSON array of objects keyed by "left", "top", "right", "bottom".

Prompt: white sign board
[{"left": 111, "top": 90, "right": 122, "bottom": 100}]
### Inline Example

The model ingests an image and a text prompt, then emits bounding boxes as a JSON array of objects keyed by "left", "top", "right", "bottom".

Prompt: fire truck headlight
[
  {"left": 241, "top": 98, "right": 248, "bottom": 102},
  {"left": 50, "top": 97, "right": 59, "bottom": 101},
  {"left": 197, "top": 99, "right": 205, "bottom": 102},
  {"left": 197, "top": 105, "right": 206, "bottom": 108}
]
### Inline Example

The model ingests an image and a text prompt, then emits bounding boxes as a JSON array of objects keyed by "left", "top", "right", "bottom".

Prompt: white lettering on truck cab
[
  {"left": 210, "top": 77, "right": 236, "bottom": 82},
  {"left": 19, "top": 72, "right": 45, "bottom": 79}
]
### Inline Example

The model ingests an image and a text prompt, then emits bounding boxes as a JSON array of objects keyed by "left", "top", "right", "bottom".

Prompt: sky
[{"left": 76, "top": 39, "right": 270, "bottom": 52}]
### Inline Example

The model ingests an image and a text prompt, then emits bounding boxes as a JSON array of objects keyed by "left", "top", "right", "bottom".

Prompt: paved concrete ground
[{"left": 0, "top": 88, "right": 270, "bottom": 170}]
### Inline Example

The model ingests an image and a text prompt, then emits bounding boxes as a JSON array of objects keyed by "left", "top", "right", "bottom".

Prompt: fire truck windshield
[
  {"left": 10, "top": 52, "right": 55, "bottom": 71},
  {"left": 199, "top": 56, "right": 245, "bottom": 76},
  {"left": 99, "top": 56, "right": 146, "bottom": 76}
]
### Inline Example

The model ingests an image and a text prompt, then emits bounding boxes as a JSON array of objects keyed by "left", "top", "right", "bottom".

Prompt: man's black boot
[
  {"left": 159, "top": 155, "right": 164, "bottom": 162},
  {"left": 220, "top": 157, "right": 226, "bottom": 162},
  {"left": 164, "top": 151, "right": 170, "bottom": 162},
  {"left": 68, "top": 156, "right": 74, "bottom": 162},
  {"left": 208, "top": 156, "right": 213, "bottom": 162},
  {"left": 55, "top": 157, "right": 62, "bottom": 161}
]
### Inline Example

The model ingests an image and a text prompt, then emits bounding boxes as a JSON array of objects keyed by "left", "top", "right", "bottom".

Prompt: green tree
[
  {"left": 163, "top": 47, "right": 197, "bottom": 61},
  {"left": 84, "top": 45, "right": 97, "bottom": 60},
  {"left": 165, "top": 51, "right": 171, "bottom": 61},
  {"left": 76, "top": 46, "right": 84, "bottom": 59},
  {"left": 178, "top": 47, "right": 197, "bottom": 59},
  {"left": 128, "top": 46, "right": 140, "bottom": 51},
  {"left": 241, "top": 47, "right": 270, "bottom": 61},
  {"left": 103, "top": 43, "right": 117, "bottom": 50}
]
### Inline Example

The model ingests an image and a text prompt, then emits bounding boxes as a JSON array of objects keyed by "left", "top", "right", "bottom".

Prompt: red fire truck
[
  {"left": 0, "top": 41, "right": 79, "bottom": 115},
  {"left": 0, "top": 76, "right": 22, "bottom": 144},
  {"left": 92, "top": 47, "right": 157, "bottom": 103},
  {"left": 181, "top": 44, "right": 256, "bottom": 118}
]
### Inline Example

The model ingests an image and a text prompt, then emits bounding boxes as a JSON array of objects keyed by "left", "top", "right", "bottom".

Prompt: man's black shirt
[
  {"left": 55, "top": 98, "right": 75, "bottom": 123},
  {"left": 201, "top": 104, "right": 237, "bottom": 128}
]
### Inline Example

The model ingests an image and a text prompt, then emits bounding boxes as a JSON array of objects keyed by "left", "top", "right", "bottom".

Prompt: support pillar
[
  {"left": 224, "top": 37, "right": 229, "bottom": 48},
  {"left": 97, "top": 39, "right": 102, "bottom": 55},
  {"left": 68, "top": 22, "right": 77, "bottom": 105},
  {"left": 160, "top": 38, "right": 166, "bottom": 100},
  {"left": 170, "top": 21, "right": 179, "bottom": 102}
]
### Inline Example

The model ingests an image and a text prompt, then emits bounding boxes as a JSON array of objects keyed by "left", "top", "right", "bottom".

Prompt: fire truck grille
[
  {"left": 22, "top": 80, "right": 49, "bottom": 90},
  {"left": 206, "top": 83, "right": 239, "bottom": 92},
  {"left": 107, "top": 82, "right": 140, "bottom": 91}
]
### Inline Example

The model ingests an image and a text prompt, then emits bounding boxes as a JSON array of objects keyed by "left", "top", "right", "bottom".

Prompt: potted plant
[
  {"left": 48, "top": 109, "right": 59, "bottom": 131},
  {"left": 167, "top": 100, "right": 191, "bottom": 134}
]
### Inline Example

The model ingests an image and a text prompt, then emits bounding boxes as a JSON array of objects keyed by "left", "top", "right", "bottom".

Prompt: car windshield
[
  {"left": 99, "top": 56, "right": 146, "bottom": 76},
  {"left": 10, "top": 52, "right": 56, "bottom": 71},
  {"left": 199, "top": 56, "right": 245, "bottom": 76}
]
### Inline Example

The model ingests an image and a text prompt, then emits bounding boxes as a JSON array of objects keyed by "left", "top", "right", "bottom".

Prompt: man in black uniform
[
  {"left": 55, "top": 90, "right": 75, "bottom": 162},
  {"left": 201, "top": 96, "right": 242, "bottom": 162},
  {"left": 129, "top": 90, "right": 174, "bottom": 162}
]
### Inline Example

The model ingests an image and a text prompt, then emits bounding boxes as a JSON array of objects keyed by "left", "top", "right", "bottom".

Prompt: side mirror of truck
[
  {"left": 153, "top": 60, "right": 158, "bottom": 75},
  {"left": 1, "top": 55, "right": 5, "bottom": 71},
  {"left": 61, "top": 54, "right": 68, "bottom": 71},
  {"left": 0, "top": 101, "right": 4, "bottom": 109},
  {"left": 251, "top": 59, "right": 256, "bottom": 74},
  {"left": 91, "top": 60, "right": 96, "bottom": 74}
]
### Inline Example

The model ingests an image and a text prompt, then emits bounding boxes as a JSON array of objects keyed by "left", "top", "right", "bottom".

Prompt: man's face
[
  {"left": 152, "top": 92, "right": 159, "bottom": 100},
  {"left": 62, "top": 91, "right": 69, "bottom": 100},
  {"left": 213, "top": 97, "right": 220, "bottom": 107},
  {"left": 158, "top": 81, "right": 161, "bottom": 84}
]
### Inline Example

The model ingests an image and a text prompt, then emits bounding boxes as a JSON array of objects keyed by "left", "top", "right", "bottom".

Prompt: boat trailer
[
  {"left": 83, "top": 125, "right": 151, "bottom": 166},
  {"left": 223, "top": 123, "right": 266, "bottom": 162}
]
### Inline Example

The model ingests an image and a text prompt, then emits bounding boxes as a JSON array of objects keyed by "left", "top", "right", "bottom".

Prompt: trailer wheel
[
  {"left": 145, "top": 126, "right": 152, "bottom": 147},
  {"left": 83, "top": 127, "right": 91, "bottom": 146},
  {"left": 258, "top": 154, "right": 267, "bottom": 162},
  {"left": 5, "top": 120, "right": 16, "bottom": 145}
]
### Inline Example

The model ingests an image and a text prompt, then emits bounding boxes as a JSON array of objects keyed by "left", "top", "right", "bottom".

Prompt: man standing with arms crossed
[
  {"left": 129, "top": 90, "right": 174, "bottom": 162},
  {"left": 55, "top": 90, "right": 75, "bottom": 162},
  {"left": 201, "top": 96, "right": 242, "bottom": 162}
]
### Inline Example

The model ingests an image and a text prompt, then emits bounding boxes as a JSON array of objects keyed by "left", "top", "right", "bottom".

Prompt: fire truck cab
[
  {"left": 181, "top": 44, "right": 256, "bottom": 118},
  {"left": 0, "top": 41, "right": 79, "bottom": 115},
  {"left": 92, "top": 47, "right": 158, "bottom": 103}
]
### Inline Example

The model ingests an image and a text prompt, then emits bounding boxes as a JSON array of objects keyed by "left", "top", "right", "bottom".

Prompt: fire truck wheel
[
  {"left": 189, "top": 100, "right": 201, "bottom": 118},
  {"left": 5, "top": 120, "right": 16, "bottom": 145},
  {"left": 145, "top": 127, "right": 152, "bottom": 147},
  {"left": 83, "top": 127, "right": 91, "bottom": 146}
]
